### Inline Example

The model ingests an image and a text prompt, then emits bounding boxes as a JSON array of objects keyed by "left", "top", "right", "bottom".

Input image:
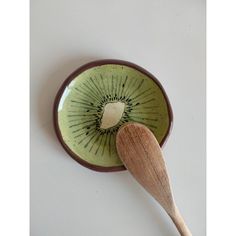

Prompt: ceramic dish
[{"left": 53, "top": 60, "right": 173, "bottom": 171}]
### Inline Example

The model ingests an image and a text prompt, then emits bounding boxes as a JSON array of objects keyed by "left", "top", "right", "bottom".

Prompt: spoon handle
[{"left": 169, "top": 207, "right": 192, "bottom": 236}]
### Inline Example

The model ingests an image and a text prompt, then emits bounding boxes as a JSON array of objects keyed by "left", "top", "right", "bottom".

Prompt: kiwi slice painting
[{"left": 54, "top": 60, "right": 173, "bottom": 172}]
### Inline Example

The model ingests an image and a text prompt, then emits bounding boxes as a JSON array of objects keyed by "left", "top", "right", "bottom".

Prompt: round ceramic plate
[{"left": 54, "top": 60, "right": 173, "bottom": 172}]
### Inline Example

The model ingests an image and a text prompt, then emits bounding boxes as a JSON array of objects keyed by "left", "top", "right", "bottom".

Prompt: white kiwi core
[{"left": 100, "top": 102, "right": 125, "bottom": 129}]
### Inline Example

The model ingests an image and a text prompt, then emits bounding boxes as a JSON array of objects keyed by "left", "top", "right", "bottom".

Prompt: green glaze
[{"left": 57, "top": 64, "right": 170, "bottom": 168}]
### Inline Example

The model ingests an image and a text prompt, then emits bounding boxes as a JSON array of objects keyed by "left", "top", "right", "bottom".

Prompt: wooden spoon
[{"left": 116, "top": 123, "right": 192, "bottom": 236}]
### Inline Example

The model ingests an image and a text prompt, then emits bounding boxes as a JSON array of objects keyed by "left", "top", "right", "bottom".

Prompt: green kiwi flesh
[{"left": 55, "top": 61, "right": 172, "bottom": 171}]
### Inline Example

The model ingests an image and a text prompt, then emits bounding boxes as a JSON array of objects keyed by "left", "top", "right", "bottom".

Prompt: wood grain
[{"left": 116, "top": 123, "right": 192, "bottom": 236}]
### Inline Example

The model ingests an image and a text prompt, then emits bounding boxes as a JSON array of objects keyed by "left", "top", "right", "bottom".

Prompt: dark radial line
[
  {"left": 84, "top": 80, "right": 100, "bottom": 98},
  {"left": 118, "top": 76, "right": 123, "bottom": 98},
  {"left": 96, "top": 75, "right": 107, "bottom": 98},
  {"left": 100, "top": 74, "right": 106, "bottom": 95},
  {"left": 110, "top": 134, "right": 116, "bottom": 156},
  {"left": 74, "top": 88, "right": 97, "bottom": 101},
  {"left": 74, "top": 88, "right": 99, "bottom": 102},
  {"left": 70, "top": 105, "right": 97, "bottom": 112},
  {"left": 116, "top": 76, "right": 121, "bottom": 97},
  {"left": 100, "top": 74, "right": 108, "bottom": 97},
  {"left": 129, "top": 115, "right": 158, "bottom": 121},
  {"left": 67, "top": 110, "right": 80, "bottom": 113},
  {"left": 79, "top": 130, "right": 97, "bottom": 145},
  {"left": 109, "top": 75, "right": 112, "bottom": 97},
  {"left": 128, "top": 89, "right": 151, "bottom": 102},
  {"left": 132, "top": 92, "right": 155, "bottom": 102},
  {"left": 130, "top": 88, "right": 153, "bottom": 101},
  {"left": 113, "top": 75, "right": 117, "bottom": 97},
  {"left": 72, "top": 123, "right": 96, "bottom": 133},
  {"left": 131, "top": 105, "right": 159, "bottom": 111},
  {"left": 80, "top": 83, "right": 101, "bottom": 101},
  {"left": 130, "top": 111, "right": 159, "bottom": 115},
  {"left": 105, "top": 77, "right": 110, "bottom": 96},
  {"left": 120, "top": 75, "right": 128, "bottom": 97},
  {"left": 69, "top": 115, "right": 95, "bottom": 120},
  {"left": 109, "top": 76, "right": 112, "bottom": 96},
  {"left": 82, "top": 81, "right": 101, "bottom": 98},
  {"left": 74, "top": 130, "right": 89, "bottom": 139},
  {"left": 70, "top": 100, "right": 95, "bottom": 107},
  {"left": 95, "top": 134, "right": 104, "bottom": 155},
  {"left": 70, "top": 104, "right": 97, "bottom": 110},
  {"left": 102, "top": 134, "right": 108, "bottom": 156},
  {"left": 71, "top": 100, "right": 95, "bottom": 109},
  {"left": 124, "top": 77, "right": 137, "bottom": 97},
  {"left": 128, "top": 79, "right": 144, "bottom": 98},
  {"left": 69, "top": 119, "right": 82, "bottom": 123},
  {"left": 123, "top": 76, "right": 133, "bottom": 96},
  {"left": 68, "top": 117, "right": 94, "bottom": 123},
  {"left": 117, "top": 76, "right": 123, "bottom": 98},
  {"left": 83, "top": 77, "right": 101, "bottom": 99},
  {"left": 125, "top": 78, "right": 139, "bottom": 98},
  {"left": 137, "top": 79, "right": 144, "bottom": 89},
  {"left": 78, "top": 97, "right": 97, "bottom": 105},
  {"left": 123, "top": 75, "right": 128, "bottom": 86},
  {"left": 108, "top": 132, "right": 112, "bottom": 156},
  {"left": 112, "top": 77, "right": 115, "bottom": 96},
  {"left": 107, "top": 74, "right": 112, "bottom": 97},
  {"left": 112, "top": 75, "right": 116, "bottom": 97},
  {"left": 89, "top": 77, "right": 104, "bottom": 97},
  {"left": 120, "top": 75, "right": 125, "bottom": 97},
  {"left": 128, "top": 118, "right": 158, "bottom": 129},
  {"left": 111, "top": 75, "right": 114, "bottom": 97},
  {"left": 67, "top": 114, "right": 97, "bottom": 117},
  {"left": 116, "top": 75, "right": 119, "bottom": 98},
  {"left": 70, "top": 100, "right": 93, "bottom": 106},
  {"left": 86, "top": 131, "right": 99, "bottom": 145},
  {"left": 89, "top": 133, "right": 100, "bottom": 152},
  {"left": 69, "top": 120, "right": 95, "bottom": 128},
  {"left": 67, "top": 110, "right": 96, "bottom": 115},
  {"left": 140, "top": 98, "right": 156, "bottom": 105}
]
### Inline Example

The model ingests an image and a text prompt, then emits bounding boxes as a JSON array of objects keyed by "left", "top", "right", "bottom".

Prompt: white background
[
  {"left": 2, "top": 1, "right": 236, "bottom": 236},
  {"left": 30, "top": 0, "right": 205, "bottom": 235}
]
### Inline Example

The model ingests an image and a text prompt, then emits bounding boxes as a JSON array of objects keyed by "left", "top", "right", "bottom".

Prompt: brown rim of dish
[{"left": 53, "top": 59, "right": 173, "bottom": 172}]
